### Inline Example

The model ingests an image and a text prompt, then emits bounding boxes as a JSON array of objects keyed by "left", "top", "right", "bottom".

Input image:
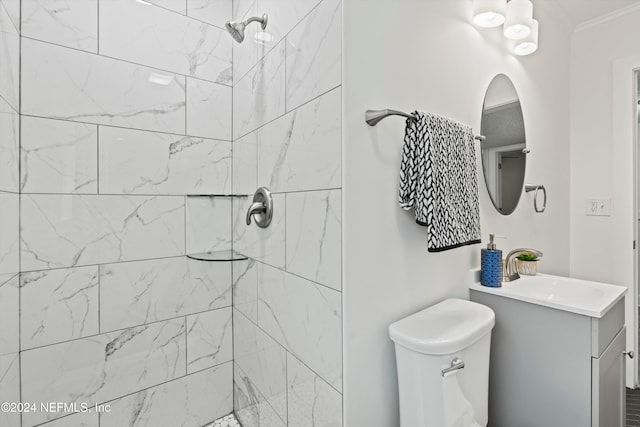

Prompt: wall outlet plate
[{"left": 585, "top": 198, "right": 611, "bottom": 216}]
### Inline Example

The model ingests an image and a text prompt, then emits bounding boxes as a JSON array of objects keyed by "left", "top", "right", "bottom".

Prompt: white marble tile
[
  {"left": 234, "top": 310, "right": 287, "bottom": 421},
  {"left": 257, "top": 0, "right": 321, "bottom": 58},
  {"left": 0, "top": 192, "right": 18, "bottom": 276},
  {"left": 287, "top": 353, "right": 342, "bottom": 427},
  {"left": 0, "top": 272, "right": 14, "bottom": 287},
  {"left": 22, "top": 318, "right": 186, "bottom": 426},
  {"left": 103, "top": 363, "right": 232, "bottom": 427},
  {"left": 232, "top": 194, "right": 285, "bottom": 268},
  {"left": 21, "top": 195, "right": 185, "bottom": 271},
  {"left": 99, "top": 126, "right": 231, "bottom": 195},
  {"left": 258, "top": 263, "right": 342, "bottom": 391},
  {"left": 286, "top": 190, "right": 341, "bottom": 290},
  {"left": 187, "top": 307, "right": 232, "bottom": 373},
  {"left": 233, "top": 39, "right": 285, "bottom": 138},
  {"left": 187, "top": 0, "right": 231, "bottom": 28},
  {"left": 234, "top": 363, "right": 286, "bottom": 427},
  {"left": 0, "top": 352, "right": 16, "bottom": 382},
  {"left": 0, "top": 96, "right": 18, "bottom": 192},
  {"left": 22, "top": 38, "right": 186, "bottom": 134},
  {"left": 0, "top": 271, "right": 14, "bottom": 288},
  {"left": 0, "top": 354, "right": 20, "bottom": 427},
  {"left": 187, "top": 78, "right": 232, "bottom": 140},
  {"left": 21, "top": 116, "right": 97, "bottom": 194},
  {"left": 21, "top": 266, "right": 99, "bottom": 350},
  {"left": 38, "top": 411, "right": 98, "bottom": 427},
  {"left": 232, "top": 131, "right": 257, "bottom": 195},
  {"left": 257, "top": 87, "right": 341, "bottom": 192},
  {"left": 0, "top": 275, "right": 18, "bottom": 356},
  {"left": 100, "top": 257, "right": 231, "bottom": 332},
  {"left": 22, "top": 0, "right": 98, "bottom": 52},
  {"left": 232, "top": 258, "right": 258, "bottom": 322},
  {"left": 100, "top": 0, "right": 232, "bottom": 85},
  {"left": 285, "top": 0, "right": 341, "bottom": 111},
  {"left": 232, "top": 0, "right": 254, "bottom": 21},
  {"left": 0, "top": 0, "right": 19, "bottom": 31},
  {"left": 0, "top": 2, "right": 19, "bottom": 111},
  {"left": 231, "top": 1, "right": 258, "bottom": 86},
  {"left": 146, "top": 0, "right": 186, "bottom": 14},
  {"left": 186, "top": 196, "right": 232, "bottom": 254}
]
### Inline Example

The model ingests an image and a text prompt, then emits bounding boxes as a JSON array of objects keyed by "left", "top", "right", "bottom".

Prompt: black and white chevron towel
[{"left": 398, "top": 111, "right": 481, "bottom": 252}]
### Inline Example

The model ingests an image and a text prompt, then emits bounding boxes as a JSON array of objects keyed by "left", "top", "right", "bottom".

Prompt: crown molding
[{"left": 575, "top": 3, "right": 640, "bottom": 33}]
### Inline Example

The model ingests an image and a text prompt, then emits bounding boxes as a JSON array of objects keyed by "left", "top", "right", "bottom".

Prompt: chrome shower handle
[
  {"left": 245, "top": 202, "right": 265, "bottom": 225},
  {"left": 246, "top": 187, "right": 273, "bottom": 228}
]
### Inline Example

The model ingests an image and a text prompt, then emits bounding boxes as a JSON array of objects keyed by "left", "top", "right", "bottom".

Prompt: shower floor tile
[{"left": 206, "top": 413, "right": 241, "bottom": 427}]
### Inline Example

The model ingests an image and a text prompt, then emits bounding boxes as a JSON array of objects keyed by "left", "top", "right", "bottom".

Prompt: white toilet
[{"left": 389, "top": 298, "right": 495, "bottom": 427}]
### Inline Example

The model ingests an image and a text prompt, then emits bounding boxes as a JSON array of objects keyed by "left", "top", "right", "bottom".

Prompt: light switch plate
[{"left": 585, "top": 198, "right": 611, "bottom": 216}]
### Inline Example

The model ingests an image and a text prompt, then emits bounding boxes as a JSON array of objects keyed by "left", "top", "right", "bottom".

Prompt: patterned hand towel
[{"left": 399, "top": 111, "right": 481, "bottom": 252}]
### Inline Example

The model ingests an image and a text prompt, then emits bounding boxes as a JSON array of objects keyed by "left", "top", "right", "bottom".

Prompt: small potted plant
[{"left": 515, "top": 252, "right": 540, "bottom": 276}]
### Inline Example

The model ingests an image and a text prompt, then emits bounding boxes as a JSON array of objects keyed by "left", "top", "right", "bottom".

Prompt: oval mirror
[{"left": 481, "top": 74, "right": 526, "bottom": 215}]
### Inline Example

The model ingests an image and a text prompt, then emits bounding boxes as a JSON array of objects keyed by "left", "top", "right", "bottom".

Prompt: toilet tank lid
[{"left": 388, "top": 298, "right": 495, "bottom": 355}]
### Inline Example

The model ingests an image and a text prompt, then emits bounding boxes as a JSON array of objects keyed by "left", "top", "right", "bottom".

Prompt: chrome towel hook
[{"left": 525, "top": 184, "right": 547, "bottom": 213}]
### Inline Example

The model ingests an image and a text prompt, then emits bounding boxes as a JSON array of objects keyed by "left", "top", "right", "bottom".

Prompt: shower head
[
  {"left": 225, "top": 21, "right": 246, "bottom": 43},
  {"left": 225, "top": 13, "right": 268, "bottom": 43}
]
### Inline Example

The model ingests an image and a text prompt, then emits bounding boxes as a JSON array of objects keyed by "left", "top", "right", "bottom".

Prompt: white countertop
[{"left": 469, "top": 274, "right": 627, "bottom": 318}]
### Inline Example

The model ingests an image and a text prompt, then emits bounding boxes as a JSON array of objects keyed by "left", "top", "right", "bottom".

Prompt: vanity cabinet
[
  {"left": 593, "top": 325, "right": 625, "bottom": 426},
  {"left": 470, "top": 291, "right": 625, "bottom": 427}
]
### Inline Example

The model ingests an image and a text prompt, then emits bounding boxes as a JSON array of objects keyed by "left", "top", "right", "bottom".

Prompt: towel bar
[{"left": 365, "top": 109, "right": 485, "bottom": 141}]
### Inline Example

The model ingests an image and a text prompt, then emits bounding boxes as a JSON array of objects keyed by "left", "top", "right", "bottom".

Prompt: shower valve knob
[{"left": 246, "top": 187, "right": 273, "bottom": 228}]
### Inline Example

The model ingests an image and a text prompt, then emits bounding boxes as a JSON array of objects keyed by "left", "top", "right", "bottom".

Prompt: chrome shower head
[
  {"left": 225, "top": 20, "right": 246, "bottom": 43},
  {"left": 225, "top": 13, "right": 268, "bottom": 43}
]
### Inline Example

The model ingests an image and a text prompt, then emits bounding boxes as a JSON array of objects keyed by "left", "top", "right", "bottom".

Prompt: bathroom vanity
[{"left": 470, "top": 275, "right": 627, "bottom": 427}]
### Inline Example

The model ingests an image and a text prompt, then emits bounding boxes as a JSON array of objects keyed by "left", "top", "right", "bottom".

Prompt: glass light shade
[
  {"left": 514, "top": 19, "right": 538, "bottom": 56},
  {"left": 503, "top": 0, "right": 533, "bottom": 40},
  {"left": 473, "top": 0, "right": 506, "bottom": 28}
]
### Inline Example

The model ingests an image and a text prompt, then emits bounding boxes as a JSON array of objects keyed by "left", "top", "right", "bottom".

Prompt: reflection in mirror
[{"left": 481, "top": 74, "right": 526, "bottom": 215}]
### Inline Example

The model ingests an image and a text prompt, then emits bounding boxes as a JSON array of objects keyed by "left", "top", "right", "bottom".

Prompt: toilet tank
[{"left": 389, "top": 299, "right": 495, "bottom": 427}]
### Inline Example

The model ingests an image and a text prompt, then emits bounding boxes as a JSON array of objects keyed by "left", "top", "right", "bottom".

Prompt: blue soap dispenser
[{"left": 481, "top": 234, "right": 505, "bottom": 287}]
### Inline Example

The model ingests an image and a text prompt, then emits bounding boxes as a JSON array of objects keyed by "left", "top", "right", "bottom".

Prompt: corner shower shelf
[
  {"left": 185, "top": 194, "right": 249, "bottom": 262},
  {"left": 186, "top": 250, "right": 248, "bottom": 262},
  {"left": 187, "top": 194, "right": 249, "bottom": 198}
]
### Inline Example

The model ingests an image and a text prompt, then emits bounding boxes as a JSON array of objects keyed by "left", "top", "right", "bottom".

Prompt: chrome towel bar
[
  {"left": 365, "top": 109, "right": 415, "bottom": 126},
  {"left": 365, "top": 109, "right": 486, "bottom": 141}
]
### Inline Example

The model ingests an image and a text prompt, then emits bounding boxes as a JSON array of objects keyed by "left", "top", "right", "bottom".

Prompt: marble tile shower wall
[
  {"left": 16, "top": 1, "right": 236, "bottom": 426},
  {"left": 229, "top": 0, "right": 343, "bottom": 426},
  {"left": 0, "top": 0, "right": 21, "bottom": 426}
]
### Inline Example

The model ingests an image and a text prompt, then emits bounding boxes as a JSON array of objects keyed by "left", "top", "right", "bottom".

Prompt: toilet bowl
[{"left": 389, "top": 298, "right": 495, "bottom": 427}]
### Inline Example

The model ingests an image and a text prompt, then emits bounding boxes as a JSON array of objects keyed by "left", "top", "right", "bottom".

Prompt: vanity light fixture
[
  {"left": 503, "top": 0, "right": 533, "bottom": 40},
  {"left": 472, "top": 0, "right": 506, "bottom": 28},
  {"left": 473, "top": 0, "right": 538, "bottom": 56},
  {"left": 514, "top": 18, "right": 538, "bottom": 56}
]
